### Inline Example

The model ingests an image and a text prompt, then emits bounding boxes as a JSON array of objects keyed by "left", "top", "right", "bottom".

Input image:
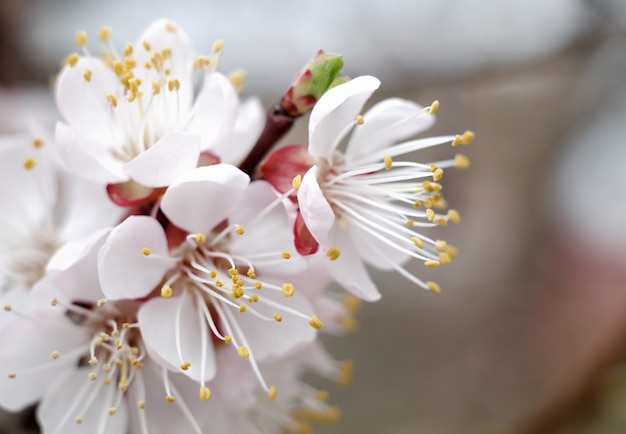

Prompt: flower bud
[{"left": 281, "top": 50, "right": 348, "bottom": 117}]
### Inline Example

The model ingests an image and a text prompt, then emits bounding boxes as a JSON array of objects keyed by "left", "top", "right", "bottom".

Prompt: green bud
[{"left": 281, "top": 50, "right": 348, "bottom": 117}]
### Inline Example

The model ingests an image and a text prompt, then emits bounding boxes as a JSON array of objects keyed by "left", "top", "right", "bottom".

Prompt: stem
[{"left": 238, "top": 103, "right": 298, "bottom": 176}]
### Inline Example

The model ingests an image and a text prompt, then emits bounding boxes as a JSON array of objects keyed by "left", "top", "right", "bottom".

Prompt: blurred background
[{"left": 2, "top": 0, "right": 626, "bottom": 433}]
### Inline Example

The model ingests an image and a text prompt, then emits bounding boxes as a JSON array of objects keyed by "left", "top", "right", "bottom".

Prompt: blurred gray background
[{"left": 3, "top": 1, "right": 626, "bottom": 433}]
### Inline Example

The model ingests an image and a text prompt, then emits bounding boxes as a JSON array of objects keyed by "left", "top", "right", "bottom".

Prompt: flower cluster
[{"left": 0, "top": 19, "right": 471, "bottom": 434}]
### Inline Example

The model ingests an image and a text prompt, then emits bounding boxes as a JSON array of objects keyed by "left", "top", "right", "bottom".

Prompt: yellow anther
[
  {"left": 228, "top": 69, "right": 247, "bottom": 94},
  {"left": 112, "top": 60, "right": 124, "bottom": 75},
  {"left": 314, "top": 390, "right": 329, "bottom": 401},
  {"left": 407, "top": 219, "right": 415, "bottom": 227},
  {"left": 195, "top": 233, "right": 205, "bottom": 243},
  {"left": 103, "top": 363, "right": 111, "bottom": 371},
  {"left": 51, "top": 351, "right": 60, "bottom": 360},
  {"left": 424, "top": 259, "right": 440, "bottom": 267},
  {"left": 309, "top": 315, "right": 323, "bottom": 330},
  {"left": 434, "top": 240, "right": 448, "bottom": 252},
  {"left": 88, "top": 372, "right": 97, "bottom": 381},
  {"left": 151, "top": 81, "right": 161, "bottom": 95},
  {"left": 131, "top": 347, "right": 139, "bottom": 355},
  {"left": 248, "top": 294, "right": 259, "bottom": 303},
  {"left": 75, "top": 30, "right": 88, "bottom": 47},
  {"left": 238, "top": 304, "right": 246, "bottom": 313},
  {"left": 237, "top": 346, "right": 249, "bottom": 358},
  {"left": 454, "top": 154, "right": 470, "bottom": 169},
  {"left": 423, "top": 198, "right": 433, "bottom": 208},
  {"left": 82, "top": 68, "right": 92, "bottom": 82},
  {"left": 273, "top": 313, "right": 283, "bottom": 322},
  {"left": 137, "top": 400, "right": 146, "bottom": 409},
  {"left": 326, "top": 246, "right": 341, "bottom": 261},
  {"left": 246, "top": 268, "right": 256, "bottom": 279},
  {"left": 383, "top": 154, "right": 392, "bottom": 170},
  {"left": 411, "top": 237, "right": 424, "bottom": 249},
  {"left": 131, "top": 357, "right": 139, "bottom": 365},
  {"left": 212, "top": 39, "right": 225, "bottom": 53},
  {"left": 434, "top": 216, "right": 448, "bottom": 226},
  {"left": 292, "top": 174, "right": 302, "bottom": 190},
  {"left": 426, "top": 209, "right": 435, "bottom": 221},
  {"left": 97, "top": 26, "right": 112, "bottom": 41},
  {"left": 108, "top": 407, "right": 116, "bottom": 416},
  {"left": 337, "top": 360, "right": 354, "bottom": 386},
  {"left": 209, "top": 270, "right": 217, "bottom": 278},
  {"left": 23, "top": 157, "right": 37, "bottom": 171},
  {"left": 122, "top": 42, "right": 134, "bottom": 57},
  {"left": 326, "top": 406, "right": 341, "bottom": 422},
  {"left": 124, "top": 58, "right": 137, "bottom": 69},
  {"left": 254, "top": 281, "right": 262, "bottom": 289},
  {"left": 447, "top": 209, "right": 460, "bottom": 224},
  {"left": 343, "top": 294, "right": 361, "bottom": 314},
  {"left": 122, "top": 323, "right": 130, "bottom": 329},
  {"left": 235, "top": 225, "right": 245, "bottom": 235},
  {"left": 232, "top": 286, "right": 244, "bottom": 298},
  {"left": 33, "top": 137, "right": 43, "bottom": 148},
  {"left": 65, "top": 53, "right": 80, "bottom": 67},
  {"left": 215, "top": 280, "right": 223, "bottom": 288},
  {"left": 462, "top": 130, "right": 475, "bottom": 144},
  {"left": 7, "top": 372, "right": 16, "bottom": 379},
  {"left": 268, "top": 385, "right": 277, "bottom": 400},
  {"left": 161, "top": 47, "right": 172, "bottom": 60},
  {"left": 106, "top": 94, "right": 118, "bottom": 108},
  {"left": 199, "top": 386, "right": 211, "bottom": 401},
  {"left": 413, "top": 200, "right": 422, "bottom": 209},
  {"left": 142, "top": 39, "right": 151, "bottom": 51},
  {"left": 282, "top": 283, "right": 295, "bottom": 297},
  {"left": 223, "top": 335, "right": 232, "bottom": 344},
  {"left": 141, "top": 247, "right": 151, "bottom": 256},
  {"left": 282, "top": 251, "right": 291, "bottom": 260},
  {"left": 447, "top": 245, "right": 458, "bottom": 259},
  {"left": 161, "top": 285, "right": 173, "bottom": 298},
  {"left": 195, "top": 55, "right": 211, "bottom": 69},
  {"left": 429, "top": 100, "right": 440, "bottom": 114},
  {"left": 426, "top": 281, "right": 441, "bottom": 294},
  {"left": 167, "top": 78, "right": 180, "bottom": 92},
  {"left": 166, "top": 395, "right": 175, "bottom": 403},
  {"left": 432, "top": 168, "right": 444, "bottom": 181},
  {"left": 355, "top": 114, "right": 364, "bottom": 125},
  {"left": 3, "top": 304, "right": 11, "bottom": 312},
  {"left": 180, "top": 362, "right": 191, "bottom": 371},
  {"left": 75, "top": 416, "right": 84, "bottom": 424},
  {"left": 452, "top": 135, "right": 463, "bottom": 146},
  {"left": 165, "top": 22, "right": 178, "bottom": 33},
  {"left": 430, "top": 164, "right": 438, "bottom": 172},
  {"left": 104, "top": 377, "right": 112, "bottom": 385},
  {"left": 439, "top": 252, "right": 452, "bottom": 265},
  {"left": 88, "top": 357, "right": 98, "bottom": 366}
]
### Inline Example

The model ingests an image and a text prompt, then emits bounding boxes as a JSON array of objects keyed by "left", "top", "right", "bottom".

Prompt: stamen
[
  {"left": 326, "top": 247, "right": 340, "bottom": 261},
  {"left": 429, "top": 100, "right": 440, "bottom": 114},
  {"left": 235, "top": 225, "right": 244, "bottom": 235},
  {"left": 292, "top": 174, "right": 302, "bottom": 190},
  {"left": 141, "top": 247, "right": 151, "bottom": 256},
  {"left": 83, "top": 69, "right": 92, "bottom": 82},
  {"left": 281, "top": 251, "right": 291, "bottom": 260},
  {"left": 199, "top": 386, "right": 211, "bottom": 401},
  {"left": 33, "top": 137, "right": 43, "bottom": 148},
  {"left": 237, "top": 346, "right": 249, "bottom": 358},
  {"left": 454, "top": 154, "right": 470, "bottom": 169},
  {"left": 97, "top": 26, "right": 112, "bottom": 42},
  {"left": 383, "top": 154, "right": 392, "bottom": 170},
  {"left": 65, "top": 53, "right": 80, "bottom": 67},
  {"left": 355, "top": 114, "right": 364, "bottom": 125},
  {"left": 268, "top": 385, "right": 277, "bottom": 400},
  {"left": 426, "top": 281, "right": 441, "bottom": 294},
  {"left": 309, "top": 315, "right": 323, "bottom": 329},
  {"left": 106, "top": 94, "right": 118, "bottom": 108},
  {"left": 282, "top": 283, "right": 295, "bottom": 297},
  {"left": 424, "top": 260, "right": 440, "bottom": 267},
  {"left": 75, "top": 30, "right": 88, "bottom": 47},
  {"left": 161, "top": 285, "right": 173, "bottom": 298}
]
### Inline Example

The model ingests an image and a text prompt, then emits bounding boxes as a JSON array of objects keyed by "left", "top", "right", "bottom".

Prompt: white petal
[
  {"left": 127, "top": 131, "right": 201, "bottom": 188},
  {"left": 55, "top": 57, "right": 121, "bottom": 142},
  {"left": 0, "top": 312, "right": 88, "bottom": 411},
  {"left": 308, "top": 75, "right": 380, "bottom": 159},
  {"left": 98, "top": 216, "right": 176, "bottom": 300},
  {"left": 235, "top": 289, "right": 316, "bottom": 360},
  {"left": 56, "top": 121, "right": 128, "bottom": 183},
  {"left": 186, "top": 72, "right": 239, "bottom": 151},
  {"left": 297, "top": 166, "right": 335, "bottom": 248},
  {"left": 345, "top": 97, "right": 435, "bottom": 163},
  {"left": 326, "top": 226, "right": 381, "bottom": 301},
  {"left": 211, "top": 96, "right": 265, "bottom": 165},
  {"left": 37, "top": 366, "right": 129, "bottom": 434},
  {"left": 138, "top": 292, "right": 216, "bottom": 384},
  {"left": 160, "top": 164, "right": 250, "bottom": 234}
]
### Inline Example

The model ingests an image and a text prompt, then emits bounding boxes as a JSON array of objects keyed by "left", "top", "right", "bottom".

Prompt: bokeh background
[{"left": 2, "top": 1, "right": 626, "bottom": 433}]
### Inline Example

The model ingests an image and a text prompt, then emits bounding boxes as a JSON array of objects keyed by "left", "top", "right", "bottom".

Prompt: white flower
[
  {"left": 0, "top": 133, "right": 122, "bottom": 328},
  {"left": 0, "top": 230, "right": 212, "bottom": 433},
  {"left": 262, "top": 76, "right": 472, "bottom": 300},
  {"left": 54, "top": 19, "right": 263, "bottom": 189},
  {"left": 98, "top": 164, "right": 321, "bottom": 398}
]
